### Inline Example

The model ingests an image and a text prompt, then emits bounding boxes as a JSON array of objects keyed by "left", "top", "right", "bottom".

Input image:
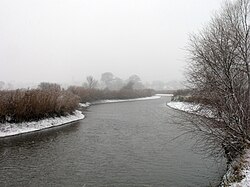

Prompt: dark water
[{"left": 0, "top": 97, "right": 225, "bottom": 187}]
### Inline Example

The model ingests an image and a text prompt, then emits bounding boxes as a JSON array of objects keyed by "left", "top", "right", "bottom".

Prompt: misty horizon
[{"left": 1, "top": 0, "right": 224, "bottom": 85}]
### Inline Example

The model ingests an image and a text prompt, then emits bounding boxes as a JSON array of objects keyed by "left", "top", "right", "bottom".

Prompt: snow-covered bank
[
  {"left": 155, "top": 94, "right": 174, "bottom": 97},
  {"left": 167, "top": 101, "right": 250, "bottom": 187},
  {"left": 221, "top": 149, "right": 250, "bottom": 186},
  {"left": 91, "top": 95, "right": 161, "bottom": 104},
  {"left": 0, "top": 110, "right": 85, "bottom": 138},
  {"left": 167, "top": 101, "right": 214, "bottom": 118},
  {"left": 167, "top": 101, "right": 200, "bottom": 112},
  {"left": 79, "top": 102, "right": 91, "bottom": 108}
]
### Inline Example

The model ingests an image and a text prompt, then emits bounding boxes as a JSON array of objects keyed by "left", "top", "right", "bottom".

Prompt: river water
[{"left": 0, "top": 96, "right": 225, "bottom": 187}]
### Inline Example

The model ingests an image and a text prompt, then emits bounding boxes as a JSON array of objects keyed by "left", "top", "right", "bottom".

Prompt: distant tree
[
  {"left": 85, "top": 76, "right": 98, "bottom": 89},
  {"left": 151, "top": 80, "right": 165, "bottom": 90},
  {"left": 6, "top": 83, "right": 13, "bottom": 90},
  {"left": 108, "top": 77, "right": 124, "bottom": 90},
  {"left": 101, "top": 72, "right": 114, "bottom": 88},
  {"left": 127, "top": 74, "right": 144, "bottom": 89},
  {"left": 121, "top": 81, "right": 134, "bottom": 90},
  {"left": 38, "top": 82, "right": 61, "bottom": 92},
  {"left": 0, "top": 81, "right": 5, "bottom": 90},
  {"left": 128, "top": 74, "right": 141, "bottom": 83}
]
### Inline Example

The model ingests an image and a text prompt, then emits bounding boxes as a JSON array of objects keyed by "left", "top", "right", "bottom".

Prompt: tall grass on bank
[{"left": 0, "top": 88, "right": 80, "bottom": 123}]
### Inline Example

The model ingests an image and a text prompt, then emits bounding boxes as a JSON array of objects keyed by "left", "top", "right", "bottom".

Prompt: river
[{"left": 0, "top": 96, "right": 225, "bottom": 187}]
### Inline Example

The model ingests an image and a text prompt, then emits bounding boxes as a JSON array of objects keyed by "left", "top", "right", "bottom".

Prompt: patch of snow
[
  {"left": 167, "top": 101, "right": 200, "bottom": 112},
  {"left": 0, "top": 110, "right": 85, "bottom": 138},
  {"left": 155, "top": 94, "right": 174, "bottom": 97},
  {"left": 92, "top": 95, "right": 161, "bottom": 104},
  {"left": 222, "top": 149, "right": 250, "bottom": 187},
  {"left": 79, "top": 102, "right": 91, "bottom": 108},
  {"left": 167, "top": 101, "right": 214, "bottom": 118}
]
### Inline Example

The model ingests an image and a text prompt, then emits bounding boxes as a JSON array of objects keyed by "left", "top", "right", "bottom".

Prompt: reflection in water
[{"left": 0, "top": 97, "right": 225, "bottom": 187}]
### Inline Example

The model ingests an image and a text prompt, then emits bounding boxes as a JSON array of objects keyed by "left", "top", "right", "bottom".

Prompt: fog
[{"left": 0, "top": 0, "right": 224, "bottom": 87}]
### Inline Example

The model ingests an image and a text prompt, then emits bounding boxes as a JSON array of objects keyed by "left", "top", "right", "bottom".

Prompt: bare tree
[
  {"left": 101, "top": 72, "right": 114, "bottom": 88},
  {"left": 0, "top": 81, "right": 4, "bottom": 90},
  {"left": 86, "top": 76, "right": 98, "bottom": 89},
  {"left": 127, "top": 74, "right": 144, "bottom": 89},
  {"left": 38, "top": 82, "right": 61, "bottom": 92},
  {"left": 121, "top": 81, "right": 134, "bottom": 90},
  {"left": 109, "top": 77, "right": 124, "bottom": 90},
  {"left": 186, "top": 0, "right": 250, "bottom": 161}
]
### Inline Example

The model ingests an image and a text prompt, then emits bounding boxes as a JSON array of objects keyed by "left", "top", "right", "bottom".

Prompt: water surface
[{"left": 0, "top": 97, "right": 225, "bottom": 186}]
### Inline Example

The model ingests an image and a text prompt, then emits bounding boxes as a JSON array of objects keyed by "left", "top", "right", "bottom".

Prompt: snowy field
[{"left": 0, "top": 110, "right": 85, "bottom": 138}]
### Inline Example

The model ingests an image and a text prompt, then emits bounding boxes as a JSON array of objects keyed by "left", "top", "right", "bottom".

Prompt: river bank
[
  {"left": 0, "top": 96, "right": 161, "bottom": 138},
  {"left": 0, "top": 110, "right": 85, "bottom": 138},
  {"left": 167, "top": 101, "right": 250, "bottom": 187}
]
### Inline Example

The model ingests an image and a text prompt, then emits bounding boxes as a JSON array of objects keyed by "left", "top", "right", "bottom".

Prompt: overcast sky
[{"left": 0, "top": 0, "right": 225, "bottom": 84}]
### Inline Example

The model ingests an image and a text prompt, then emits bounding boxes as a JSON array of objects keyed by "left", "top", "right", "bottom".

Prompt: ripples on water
[{"left": 0, "top": 97, "right": 225, "bottom": 187}]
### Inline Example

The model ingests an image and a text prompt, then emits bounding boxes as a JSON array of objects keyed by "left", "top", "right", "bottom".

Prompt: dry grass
[{"left": 0, "top": 87, "right": 80, "bottom": 123}]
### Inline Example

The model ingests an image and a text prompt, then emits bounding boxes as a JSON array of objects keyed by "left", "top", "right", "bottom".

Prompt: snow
[
  {"left": 0, "top": 110, "right": 85, "bottom": 138},
  {"left": 155, "top": 94, "right": 174, "bottom": 97},
  {"left": 221, "top": 149, "right": 250, "bottom": 187},
  {"left": 91, "top": 95, "right": 161, "bottom": 104},
  {"left": 167, "top": 101, "right": 214, "bottom": 118},
  {"left": 167, "top": 101, "right": 200, "bottom": 112},
  {"left": 79, "top": 102, "right": 91, "bottom": 108}
]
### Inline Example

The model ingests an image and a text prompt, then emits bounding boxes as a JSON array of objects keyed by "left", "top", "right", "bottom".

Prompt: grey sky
[{"left": 0, "top": 0, "right": 224, "bottom": 84}]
